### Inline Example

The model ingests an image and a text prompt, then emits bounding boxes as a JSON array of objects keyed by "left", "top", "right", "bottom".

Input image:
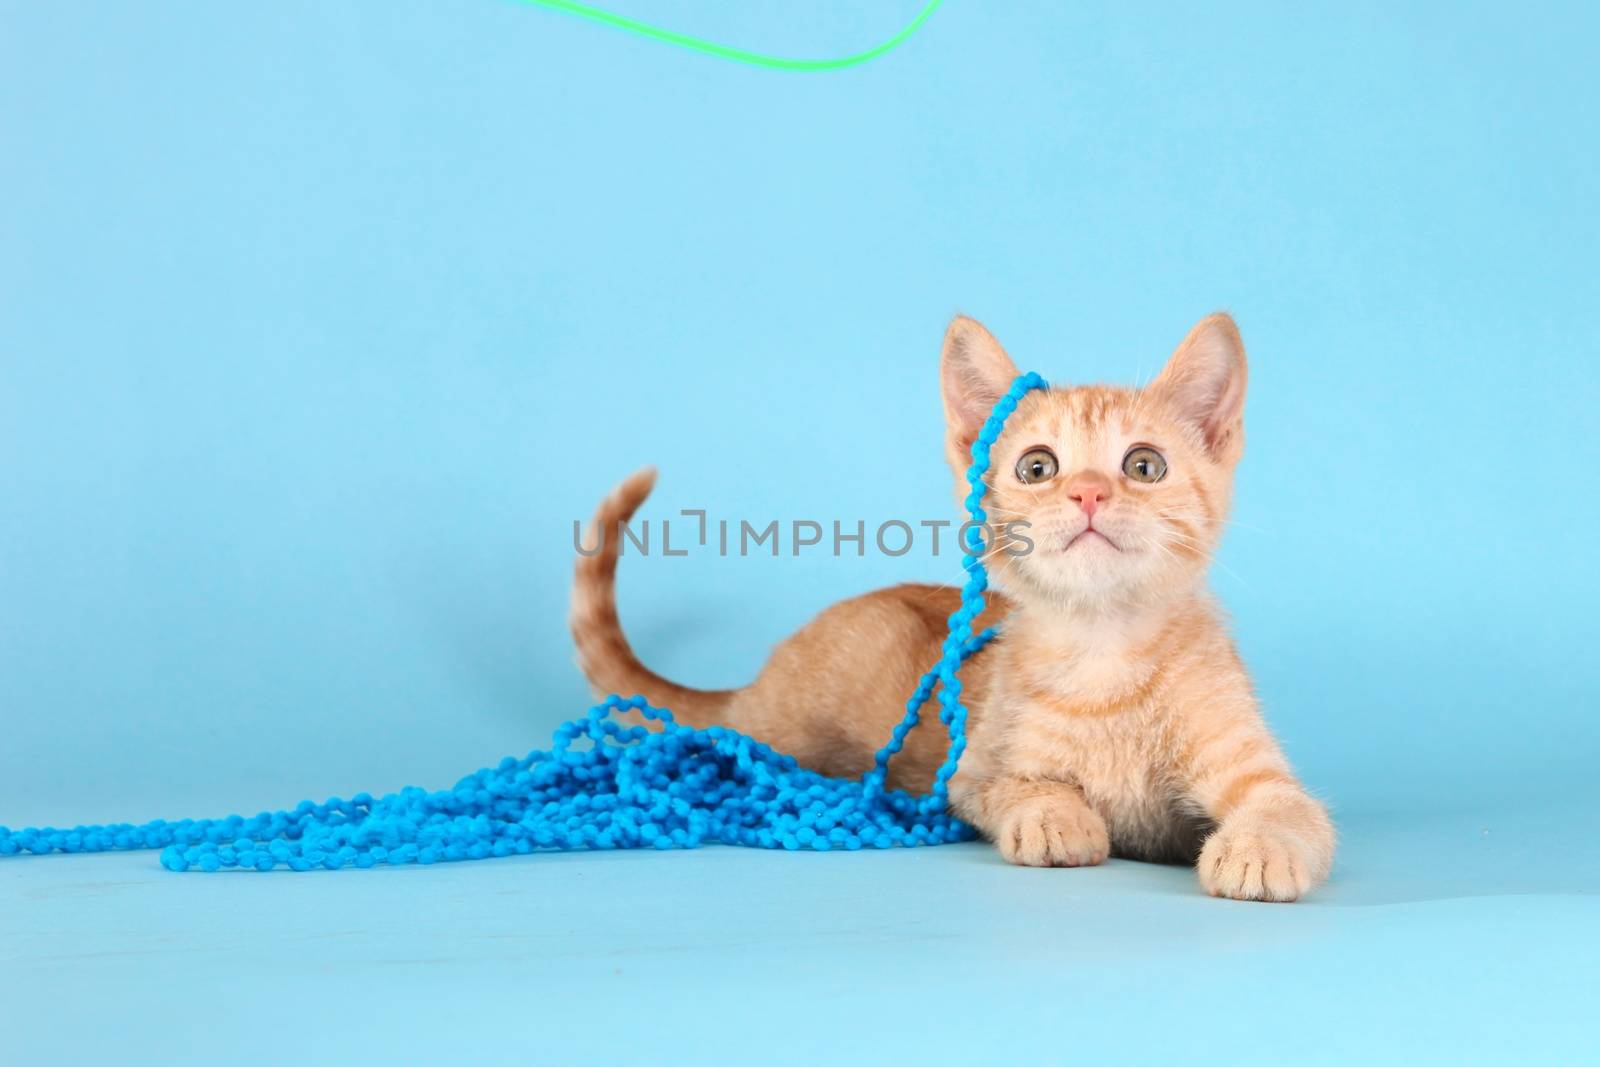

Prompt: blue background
[{"left": 2, "top": 3, "right": 1596, "bottom": 1064}]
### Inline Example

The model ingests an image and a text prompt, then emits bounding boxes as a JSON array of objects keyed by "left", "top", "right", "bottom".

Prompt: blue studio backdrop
[{"left": 2, "top": 3, "right": 1597, "bottom": 1065}]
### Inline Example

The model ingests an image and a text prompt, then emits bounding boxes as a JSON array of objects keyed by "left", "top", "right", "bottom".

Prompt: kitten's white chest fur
[{"left": 992, "top": 615, "right": 1204, "bottom": 861}]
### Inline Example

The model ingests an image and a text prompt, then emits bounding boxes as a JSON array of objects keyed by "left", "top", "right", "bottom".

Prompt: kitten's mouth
[{"left": 1062, "top": 528, "right": 1121, "bottom": 552}]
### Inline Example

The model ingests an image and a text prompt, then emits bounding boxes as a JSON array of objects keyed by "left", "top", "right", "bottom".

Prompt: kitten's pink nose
[{"left": 1067, "top": 474, "right": 1112, "bottom": 517}]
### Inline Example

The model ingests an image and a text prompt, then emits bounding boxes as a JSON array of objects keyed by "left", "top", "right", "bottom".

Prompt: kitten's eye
[
  {"left": 1122, "top": 446, "right": 1167, "bottom": 483},
  {"left": 1015, "top": 448, "right": 1058, "bottom": 484}
]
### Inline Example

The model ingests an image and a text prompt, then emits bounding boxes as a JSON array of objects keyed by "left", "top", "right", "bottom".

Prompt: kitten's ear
[
  {"left": 941, "top": 316, "right": 1021, "bottom": 468},
  {"left": 1148, "top": 313, "right": 1248, "bottom": 462}
]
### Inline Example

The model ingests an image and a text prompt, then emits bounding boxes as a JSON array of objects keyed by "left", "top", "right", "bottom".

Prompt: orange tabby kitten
[{"left": 570, "top": 313, "right": 1335, "bottom": 901}]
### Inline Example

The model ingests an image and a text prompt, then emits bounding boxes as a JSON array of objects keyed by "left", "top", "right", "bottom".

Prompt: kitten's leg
[
  {"left": 954, "top": 776, "right": 1109, "bottom": 868},
  {"left": 1184, "top": 729, "right": 1335, "bottom": 902}
]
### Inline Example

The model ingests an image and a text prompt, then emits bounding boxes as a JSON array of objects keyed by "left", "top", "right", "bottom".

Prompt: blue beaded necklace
[{"left": 0, "top": 374, "right": 1048, "bottom": 871}]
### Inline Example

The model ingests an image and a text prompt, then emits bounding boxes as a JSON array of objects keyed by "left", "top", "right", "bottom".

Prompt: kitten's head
[{"left": 941, "top": 313, "right": 1247, "bottom": 609}]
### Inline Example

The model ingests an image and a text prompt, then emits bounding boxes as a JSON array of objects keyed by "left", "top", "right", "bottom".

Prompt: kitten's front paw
[
  {"left": 996, "top": 797, "right": 1109, "bottom": 868},
  {"left": 1198, "top": 819, "right": 1324, "bottom": 902}
]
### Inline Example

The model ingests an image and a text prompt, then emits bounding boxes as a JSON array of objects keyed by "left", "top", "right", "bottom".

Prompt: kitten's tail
[{"left": 569, "top": 467, "right": 736, "bottom": 727}]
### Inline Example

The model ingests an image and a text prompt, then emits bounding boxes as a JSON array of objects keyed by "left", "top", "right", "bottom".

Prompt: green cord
[{"left": 514, "top": 0, "right": 945, "bottom": 72}]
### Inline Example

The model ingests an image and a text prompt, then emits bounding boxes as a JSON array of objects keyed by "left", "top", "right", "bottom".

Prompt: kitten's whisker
[
  {"left": 1155, "top": 532, "right": 1248, "bottom": 587},
  {"left": 1154, "top": 507, "right": 1269, "bottom": 535},
  {"left": 928, "top": 537, "right": 1020, "bottom": 594}
]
